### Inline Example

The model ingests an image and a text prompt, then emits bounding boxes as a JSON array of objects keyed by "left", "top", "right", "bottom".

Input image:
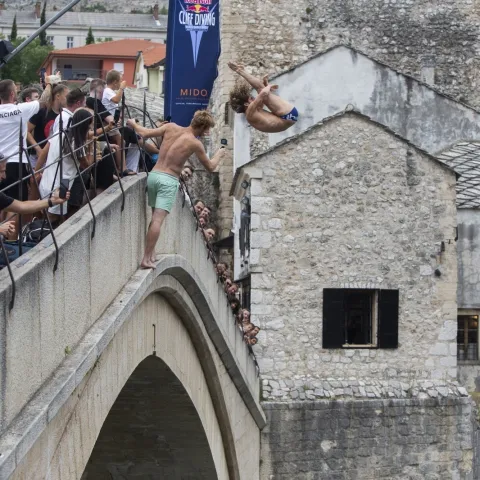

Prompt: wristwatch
[{"left": 48, "top": 199, "right": 53, "bottom": 208}]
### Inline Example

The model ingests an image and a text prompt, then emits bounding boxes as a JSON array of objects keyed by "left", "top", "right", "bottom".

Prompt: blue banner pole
[{"left": 164, "top": 0, "right": 221, "bottom": 126}]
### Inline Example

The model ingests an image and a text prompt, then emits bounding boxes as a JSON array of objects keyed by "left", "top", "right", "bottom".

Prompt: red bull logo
[{"left": 186, "top": 4, "right": 210, "bottom": 13}]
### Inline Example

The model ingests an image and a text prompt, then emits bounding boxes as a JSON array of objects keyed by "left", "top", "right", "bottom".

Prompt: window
[
  {"left": 322, "top": 289, "right": 399, "bottom": 349},
  {"left": 113, "top": 62, "right": 124, "bottom": 74},
  {"left": 457, "top": 315, "right": 479, "bottom": 361},
  {"left": 46, "top": 36, "right": 54, "bottom": 46},
  {"left": 238, "top": 276, "right": 251, "bottom": 311},
  {"left": 67, "top": 37, "right": 74, "bottom": 49}
]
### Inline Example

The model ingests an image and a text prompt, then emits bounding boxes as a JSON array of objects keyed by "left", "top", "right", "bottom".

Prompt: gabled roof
[
  {"left": 437, "top": 143, "right": 480, "bottom": 209},
  {"left": 41, "top": 39, "right": 160, "bottom": 69},
  {"left": 0, "top": 11, "right": 168, "bottom": 30},
  {"left": 142, "top": 43, "right": 166, "bottom": 68},
  {"left": 270, "top": 44, "right": 480, "bottom": 116},
  {"left": 231, "top": 107, "right": 457, "bottom": 196},
  {"left": 49, "top": 39, "right": 156, "bottom": 58}
]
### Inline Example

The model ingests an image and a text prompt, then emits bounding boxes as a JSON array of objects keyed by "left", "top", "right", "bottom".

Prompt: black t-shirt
[
  {"left": 0, "top": 192, "right": 14, "bottom": 211},
  {"left": 119, "top": 126, "right": 139, "bottom": 148},
  {"left": 29, "top": 108, "right": 58, "bottom": 152},
  {"left": 86, "top": 97, "right": 111, "bottom": 132}
]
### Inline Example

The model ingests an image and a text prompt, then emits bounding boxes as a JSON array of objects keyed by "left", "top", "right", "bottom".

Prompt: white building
[{"left": 0, "top": 2, "right": 167, "bottom": 50}]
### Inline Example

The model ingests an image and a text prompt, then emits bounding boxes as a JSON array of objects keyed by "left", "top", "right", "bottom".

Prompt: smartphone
[
  {"left": 40, "top": 68, "right": 46, "bottom": 89},
  {"left": 59, "top": 179, "right": 69, "bottom": 199},
  {"left": 220, "top": 138, "right": 228, "bottom": 146}
]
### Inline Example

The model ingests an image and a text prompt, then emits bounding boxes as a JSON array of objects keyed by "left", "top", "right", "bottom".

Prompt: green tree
[
  {"left": 39, "top": 2, "right": 47, "bottom": 46},
  {"left": 80, "top": 3, "right": 108, "bottom": 13},
  {"left": 160, "top": 6, "right": 168, "bottom": 15},
  {"left": 85, "top": 27, "right": 95, "bottom": 45},
  {"left": 0, "top": 37, "right": 53, "bottom": 86},
  {"left": 10, "top": 15, "right": 17, "bottom": 41}
]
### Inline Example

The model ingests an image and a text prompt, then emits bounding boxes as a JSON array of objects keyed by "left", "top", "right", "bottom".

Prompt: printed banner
[{"left": 164, "top": 0, "right": 221, "bottom": 126}]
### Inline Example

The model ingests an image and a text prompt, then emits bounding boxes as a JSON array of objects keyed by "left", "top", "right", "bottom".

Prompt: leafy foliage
[
  {"left": 39, "top": 2, "right": 47, "bottom": 46},
  {"left": 86, "top": 27, "right": 95, "bottom": 45},
  {"left": 10, "top": 15, "right": 17, "bottom": 42},
  {"left": 80, "top": 3, "right": 110, "bottom": 13},
  {"left": 0, "top": 37, "right": 53, "bottom": 86}
]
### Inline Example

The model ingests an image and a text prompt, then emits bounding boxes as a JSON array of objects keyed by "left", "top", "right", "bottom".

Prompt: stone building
[
  {"left": 210, "top": 0, "right": 480, "bottom": 236},
  {"left": 233, "top": 109, "right": 458, "bottom": 388},
  {"left": 226, "top": 43, "right": 480, "bottom": 478},
  {"left": 231, "top": 108, "right": 477, "bottom": 479},
  {"left": 0, "top": 2, "right": 167, "bottom": 51},
  {"left": 438, "top": 143, "right": 480, "bottom": 393}
]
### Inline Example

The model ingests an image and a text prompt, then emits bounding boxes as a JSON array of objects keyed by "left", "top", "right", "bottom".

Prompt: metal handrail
[{"left": 0, "top": 97, "right": 261, "bottom": 372}]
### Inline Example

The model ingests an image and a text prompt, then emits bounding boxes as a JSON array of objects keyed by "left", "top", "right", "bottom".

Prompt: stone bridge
[{"left": 0, "top": 175, "right": 265, "bottom": 480}]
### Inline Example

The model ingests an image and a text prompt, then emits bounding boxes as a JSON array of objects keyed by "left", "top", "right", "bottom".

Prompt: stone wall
[
  {"left": 124, "top": 88, "right": 165, "bottom": 125},
  {"left": 260, "top": 397, "right": 476, "bottom": 480},
  {"left": 215, "top": 0, "right": 480, "bottom": 247},
  {"left": 219, "top": 0, "right": 480, "bottom": 107},
  {"left": 246, "top": 112, "right": 458, "bottom": 389},
  {"left": 459, "top": 365, "right": 480, "bottom": 393}
]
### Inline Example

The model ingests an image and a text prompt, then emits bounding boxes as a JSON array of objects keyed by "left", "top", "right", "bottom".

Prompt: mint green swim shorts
[{"left": 147, "top": 171, "right": 180, "bottom": 212}]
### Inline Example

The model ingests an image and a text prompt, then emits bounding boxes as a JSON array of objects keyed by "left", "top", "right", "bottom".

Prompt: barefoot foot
[{"left": 141, "top": 260, "right": 156, "bottom": 269}]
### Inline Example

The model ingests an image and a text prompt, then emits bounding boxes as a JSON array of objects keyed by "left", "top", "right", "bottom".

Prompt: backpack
[{"left": 21, "top": 218, "right": 55, "bottom": 244}]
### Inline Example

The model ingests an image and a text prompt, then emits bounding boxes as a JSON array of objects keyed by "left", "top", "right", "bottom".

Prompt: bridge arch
[
  {"left": 8, "top": 266, "right": 263, "bottom": 479},
  {"left": 0, "top": 177, "right": 263, "bottom": 480},
  {"left": 82, "top": 355, "right": 219, "bottom": 479}
]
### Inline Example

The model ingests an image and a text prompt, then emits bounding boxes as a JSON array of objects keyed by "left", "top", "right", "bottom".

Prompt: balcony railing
[{"left": 59, "top": 68, "right": 104, "bottom": 81}]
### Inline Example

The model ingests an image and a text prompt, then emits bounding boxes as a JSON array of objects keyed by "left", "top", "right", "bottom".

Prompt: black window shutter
[
  {"left": 322, "top": 289, "right": 345, "bottom": 348},
  {"left": 377, "top": 290, "right": 399, "bottom": 348}
]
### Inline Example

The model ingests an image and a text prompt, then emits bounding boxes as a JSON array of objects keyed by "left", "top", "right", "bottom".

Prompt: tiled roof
[
  {"left": 50, "top": 39, "right": 158, "bottom": 58},
  {"left": 437, "top": 143, "right": 480, "bottom": 209},
  {"left": 142, "top": 43, "right": 166, "bottom": 67},
  {"left": 0, "top": 11, "right": 168, "bottom": 29}
]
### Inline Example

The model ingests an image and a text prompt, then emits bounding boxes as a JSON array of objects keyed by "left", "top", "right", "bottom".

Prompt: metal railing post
[
  {"left": 18, "top": 119, "right": 23, "bottom": 257},
  {"left": 93, "top": 98, "right": 98, "bottom": 194},
  {"left": 64, "top": 138, "right": 96, "bottom": 238},
  {"left": 121, "top": 91, "right": 126, "bottom": 175},
  {"left": 0, "top": 236, "right": 16, "bottom": 310},
  {"left": 143, "top": 91, "right": 147, "bottom": 127},
  {"left": 24, "top": 147, "right": 60, "bottom": 271},
  {"left": 59, "top": 112, "right": 65, "bottom": 220}
]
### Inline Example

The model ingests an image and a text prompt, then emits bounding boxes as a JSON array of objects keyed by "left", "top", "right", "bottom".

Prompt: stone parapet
[{"left": 262, "top": 377, "right": 470, "bottom": 402}]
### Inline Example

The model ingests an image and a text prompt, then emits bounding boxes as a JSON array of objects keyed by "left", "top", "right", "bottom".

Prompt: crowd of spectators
[
  {"left": 180, "top": 171, "right": 260, "bottom": 347},
  {"left": 0, "top": 72, "right": 259, "bottom": 347},
  {"left": 0, "top": 70, "right": 160, "bottom": 237}
]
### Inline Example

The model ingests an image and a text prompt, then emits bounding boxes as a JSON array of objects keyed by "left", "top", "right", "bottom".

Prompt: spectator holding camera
[
  {"left": 39, "top": 108, "right": 102, "bottom": 221},
  {"left": 0, "top": 153, "right": 69, "bottom": 233},
  {"left": 0, "top": 79, "right": 52, "bottom": 237}
]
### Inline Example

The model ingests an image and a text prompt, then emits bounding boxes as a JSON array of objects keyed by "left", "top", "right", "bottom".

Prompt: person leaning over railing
[
  {"left": 0, "top": 153, "right": 69, "bottom": 237},
  {"left": 34, "top": 88, "right": 87, "bottom": 184},
  {"left": 38, "top": 108, "right": 103, "bottom": 222},
  {"left": 0, "top": 79, "right": 53, "bottom": 238}
]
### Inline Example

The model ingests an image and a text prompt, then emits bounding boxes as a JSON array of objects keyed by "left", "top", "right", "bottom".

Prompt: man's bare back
[
  {"left": 127, "top": 119, "right": 225, "bottom": 176},
  {"left": 153, "top": 123, "right": 203, "bottom": 177}
]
